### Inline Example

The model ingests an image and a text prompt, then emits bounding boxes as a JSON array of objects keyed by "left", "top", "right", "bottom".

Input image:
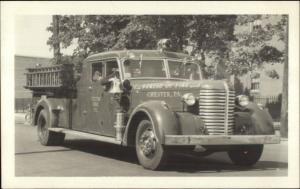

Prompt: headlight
[
  {"left": 236, "top": 95, "right": 249, "bottom": 107},
  {"left": 182, "top": 93, "right": 196, "bottom": 106}
]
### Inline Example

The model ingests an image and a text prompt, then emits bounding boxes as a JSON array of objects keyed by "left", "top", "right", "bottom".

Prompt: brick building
[{"left": 15, "top": 55, "right": 51, "bottom": 111}]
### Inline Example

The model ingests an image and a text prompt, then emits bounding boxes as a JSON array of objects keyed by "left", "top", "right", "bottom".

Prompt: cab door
[
  {"left": 87, "top": 59, "right": 119, "bottom": 137},
  {"left": 84, "top": 61, "right": 105, "bottom": 134},
  {"left": 97, "top": 59, "right": 120, "bottom": 137}
]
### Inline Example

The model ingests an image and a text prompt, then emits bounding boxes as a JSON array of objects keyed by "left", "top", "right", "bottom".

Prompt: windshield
[
  {"left": 123, "top": 59, "right": 166, "bottom": 79},
  {"left": 122, "top": 59, "right": 201, "bottom": 80},
  {"left": 168, "top": 60, "right": 201, "bottom": 80}
]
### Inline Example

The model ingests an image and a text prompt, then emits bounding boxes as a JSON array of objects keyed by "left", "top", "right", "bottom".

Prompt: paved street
[{"left": 15, "top": 113, "right": 287, "bottom": 176}]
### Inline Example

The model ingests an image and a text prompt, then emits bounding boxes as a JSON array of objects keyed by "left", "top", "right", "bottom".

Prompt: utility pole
[
  {"left": 52, "top": 15, "right": 61, "bottom": 64},
  {"left": 280, "top": 17, "right": 288, "bottom": 138}
]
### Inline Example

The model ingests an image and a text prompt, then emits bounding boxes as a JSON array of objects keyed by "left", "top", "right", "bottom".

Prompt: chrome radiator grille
[{"left": 199, "top": 88, "right": 235, "bottom": 135}]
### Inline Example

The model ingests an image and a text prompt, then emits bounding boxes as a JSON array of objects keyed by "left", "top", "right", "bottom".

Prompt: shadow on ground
[
  {"left": 164, "top": 156, "right": 288, "bottom": 174},
  {"left": 62, "top": 138, "right": 287, "bottom": 174},
  {"left": 63, "top": 139, "right": 139, "bottom": 164}
]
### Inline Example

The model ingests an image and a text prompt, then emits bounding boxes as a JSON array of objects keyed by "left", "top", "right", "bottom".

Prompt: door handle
[{"left": 88, "top": 86, "right": 92, "bottom": 90}]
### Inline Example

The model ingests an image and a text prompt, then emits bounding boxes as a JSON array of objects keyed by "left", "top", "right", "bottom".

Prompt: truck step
[{"left": 48, "top": 128, "right": 122, "bottom": 145}]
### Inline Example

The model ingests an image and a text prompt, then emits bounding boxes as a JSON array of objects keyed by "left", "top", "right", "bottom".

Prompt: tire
[
  {"left": 227, "top": 145, "right": 263, "bottom": 166},
  {"left": 37, "top": 110, "right": 65, "bottom": 146},
  {"left": 135, "top": 120, "right": 167, "bottom": 170}
]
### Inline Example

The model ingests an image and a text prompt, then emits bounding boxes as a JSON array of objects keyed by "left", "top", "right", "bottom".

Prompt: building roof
[
  {"left": 85, "top": 50, "right": 191, "bottom": 62},
  {"left": 15, "top": 54, "right": 52, "bottom": 59}
]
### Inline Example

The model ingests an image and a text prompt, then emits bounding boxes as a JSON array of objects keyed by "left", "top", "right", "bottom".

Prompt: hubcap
[{"left": 139, "top": 127, "right": 157, "bottom": 157}]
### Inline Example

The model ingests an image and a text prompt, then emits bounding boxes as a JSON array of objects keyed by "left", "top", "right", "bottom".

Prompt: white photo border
[{"left": 1, "top": 1, "right": 299, "bottom": 188}]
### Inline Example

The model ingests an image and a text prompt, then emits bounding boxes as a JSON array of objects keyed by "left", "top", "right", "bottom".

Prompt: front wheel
[
  {"left": 37, "top": 110, "right": 65, "bottom": 146},
  {"left": 227, "top": 145, "right": 263, "bottom": 166},
  {"left": 135, "top": 120, "right": 167, "bottom": 170}
]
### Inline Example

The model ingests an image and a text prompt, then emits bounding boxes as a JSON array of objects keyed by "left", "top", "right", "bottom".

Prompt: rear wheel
[
  {"left": 227, "top": 145, "right": 263, "bottom": 166},
  {"left": 37, "top": 110, "right": 65, "bottom": 146},
  {"left": 135, "top": 120, "right": 167, "bottom": 170}
]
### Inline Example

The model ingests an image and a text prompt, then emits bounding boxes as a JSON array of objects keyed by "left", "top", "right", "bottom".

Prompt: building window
[
  {"left": 250, "top": 73, "right": 260, "bottom": 93},
  {"left": 251, "top": 82, "right": 260, "bottom": 90}
]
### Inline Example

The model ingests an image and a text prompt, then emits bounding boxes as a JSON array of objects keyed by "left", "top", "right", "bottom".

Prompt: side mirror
[{"left": 122, "top": 79, "right": 132, "bottom": 91}]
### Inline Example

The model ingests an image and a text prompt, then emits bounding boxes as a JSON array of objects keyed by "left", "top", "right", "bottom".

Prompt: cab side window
[
  {"left": 92, "top": 62, "right": 103, "bottom": 82},
  {"left": 106, "top": 60, "right": 119, "bottom": 78}
]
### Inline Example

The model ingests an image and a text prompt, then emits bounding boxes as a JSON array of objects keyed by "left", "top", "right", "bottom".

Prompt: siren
[{"left": 157, "top": 38, "right": 171, "bottom": 52}]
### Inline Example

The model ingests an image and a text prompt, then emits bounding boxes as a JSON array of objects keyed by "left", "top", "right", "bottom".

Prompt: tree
[
  {"left": 112, "top": 16, "right": 156, "bottom": 50},
  {"left": 228, "top": 15, "right": 288, "bottom": 137},
  {"left": 186, "top": 15, "right": 237, "bottom": 78},
  {"left": 228, "top": 15, "right": 286, "bottom": 76},
  {"left": 47, "top": 15, "right": 236, "bottom": 63},
  {"left": 47, "top": 15, "right": 238, "bottom": 80},
  {"left": 278, "top": 16, "right": 288, "bottom": 138}
]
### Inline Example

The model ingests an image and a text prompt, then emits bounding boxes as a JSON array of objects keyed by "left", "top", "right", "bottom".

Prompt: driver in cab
[{"left": 100, "top": 68, "right": 122, "bottom": 93}]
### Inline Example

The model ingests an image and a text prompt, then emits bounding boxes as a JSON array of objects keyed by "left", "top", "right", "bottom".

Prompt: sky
[{"left": 15, "top": 15, "right": 74, "bottom": 58}]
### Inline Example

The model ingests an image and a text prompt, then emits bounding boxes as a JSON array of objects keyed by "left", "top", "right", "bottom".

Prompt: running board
[{"left": 48, "top": 128, "right": 122, "bottom": 145}]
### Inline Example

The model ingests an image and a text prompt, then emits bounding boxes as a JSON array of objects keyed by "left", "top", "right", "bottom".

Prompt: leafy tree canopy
[
  {"left": 47, "top": 15, "right": 237, "bottom": 63},
  {"left": 47, "top": 15, "right": 286, "bottom": 80},
  {"left": 227, "top": 15, "right": 287, "bottom": 77}
]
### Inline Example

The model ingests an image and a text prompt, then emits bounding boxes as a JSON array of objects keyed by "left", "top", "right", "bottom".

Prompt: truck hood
[
  {"left": 128, "top": 79, "right": 234, "bottom": 111},
  {"left": 130, "top": 79, "right": 232, "bottom": 91}
]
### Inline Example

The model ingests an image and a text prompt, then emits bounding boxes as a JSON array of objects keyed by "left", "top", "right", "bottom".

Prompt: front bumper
[{"left": 164, "top": 133, "right": 280, "bottom": 145}]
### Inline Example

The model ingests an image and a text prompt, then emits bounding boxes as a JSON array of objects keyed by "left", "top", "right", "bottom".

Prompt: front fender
[
  {"left": 123, "top": 101, "right": 180, "bottom": 145},
  {"left": 175, "top": 112, "right": 206, "bottom": 135},
  {"left": 235, "top": 102, "right": 275, "bottom": 134}
]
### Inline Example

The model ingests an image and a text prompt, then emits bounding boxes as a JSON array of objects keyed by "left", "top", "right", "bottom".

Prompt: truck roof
[{"left": 85, "top": 50, "right": 191, "bottom": 62}]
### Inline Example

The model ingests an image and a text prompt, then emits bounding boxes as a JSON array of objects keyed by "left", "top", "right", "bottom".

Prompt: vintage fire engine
[{"left": 25, "top": 47, "right": 280, "bottom": 170}]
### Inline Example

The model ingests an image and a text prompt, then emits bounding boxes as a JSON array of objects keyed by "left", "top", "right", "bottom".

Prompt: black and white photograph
[{"left": 1, "top": 1, "right": 299, "bottom": 188}]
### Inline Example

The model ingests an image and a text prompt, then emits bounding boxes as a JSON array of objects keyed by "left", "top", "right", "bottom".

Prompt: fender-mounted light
[
  {"left": 182, "top": 93, "right": 196, "bottom": 106},
  {"left": 236, "top": 95, "right": 249, "bottom": 107}
]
